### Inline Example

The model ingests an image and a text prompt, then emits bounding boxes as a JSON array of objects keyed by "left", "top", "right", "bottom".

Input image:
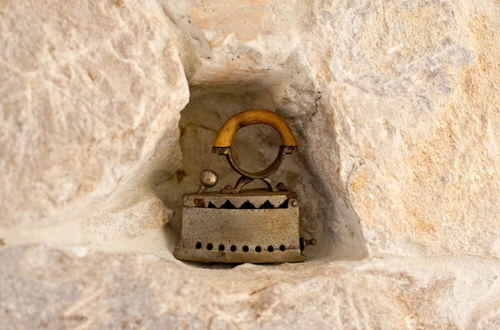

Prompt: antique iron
[{"left": 174, "top": 109, "right": 315, "bottom": 263}]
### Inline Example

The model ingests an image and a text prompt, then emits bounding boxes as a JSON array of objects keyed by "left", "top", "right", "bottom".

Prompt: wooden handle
[{"left": 213, "top": 109, "right": 298, "bottom": 148}]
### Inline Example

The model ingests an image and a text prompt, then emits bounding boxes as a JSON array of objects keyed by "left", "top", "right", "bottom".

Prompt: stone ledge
[{"left": 1, "top": 245, "right": 498, "bottom": 329}]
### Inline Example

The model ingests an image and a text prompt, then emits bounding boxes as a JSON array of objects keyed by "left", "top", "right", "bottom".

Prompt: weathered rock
[
  {"left": 295, "top": 0, "right": 500, "bottom": 257},
  {"left": 0, "top": 0, "right": 499, "bottom": 328},
  {"left": 161, "top": 0, "right": 307, "bottom": 86},
  {"left": 1, "top": 245, "right": 499, "bottom": 329},
  {"left": 0, "top": 0, "right": 189, "bottom": 229}
]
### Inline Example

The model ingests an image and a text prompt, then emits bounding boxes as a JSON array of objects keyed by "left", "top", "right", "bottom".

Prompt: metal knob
[{"left": 199, "top": 169, "right": 218, "bottom": 192}]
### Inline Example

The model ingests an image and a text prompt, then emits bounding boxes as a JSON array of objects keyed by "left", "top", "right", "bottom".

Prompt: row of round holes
[{"left": 195, "top": 242, "right": 285, "bottom": 252}]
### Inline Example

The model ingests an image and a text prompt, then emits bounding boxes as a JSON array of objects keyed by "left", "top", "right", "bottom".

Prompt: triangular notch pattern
[
  {"left": 198, "top": 199, "right": 290, "bottom": 209},
  {"left": 220, "top": 200, "right": 237, "bottom": 209},
  {"left": 240, "top": 200, "right": 256, "bottom": 209}
]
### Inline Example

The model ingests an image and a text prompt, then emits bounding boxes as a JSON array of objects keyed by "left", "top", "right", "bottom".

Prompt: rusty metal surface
[{"left": 174, "top": 190, "right": 304, "bottom": 263}]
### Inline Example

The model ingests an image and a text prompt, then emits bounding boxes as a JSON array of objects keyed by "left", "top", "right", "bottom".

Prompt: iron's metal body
[
  {"left": 174, "top": 109, "right": 313, "bottom": 264},
  {"left": 174, "top": 190, "right": 304, "bottom": 263}
]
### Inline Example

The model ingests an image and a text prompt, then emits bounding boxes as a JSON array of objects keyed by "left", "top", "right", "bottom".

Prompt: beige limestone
[
  {"left": 1, "top": 245, "right": 499, "bottom": 329},
  {"left": 0, "top": 0, "right": 189, "bottom": 230},
  {"left": 300, "top": 0, "right": 500, "bottom": 258},
  {"left": 0, "top": 0, "right": 499, "bottom": 328}
]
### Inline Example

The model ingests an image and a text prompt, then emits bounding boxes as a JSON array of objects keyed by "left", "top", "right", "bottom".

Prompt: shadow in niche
[{"left": 155, "top": 84, "right": 367, "bottom": 266}]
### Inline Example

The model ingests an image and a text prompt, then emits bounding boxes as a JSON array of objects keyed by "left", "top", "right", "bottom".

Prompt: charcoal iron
[{"left": 174, "top": 109, "right": 315, "bottom": 263}]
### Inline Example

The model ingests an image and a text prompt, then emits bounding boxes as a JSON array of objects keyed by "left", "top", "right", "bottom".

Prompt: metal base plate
[{"left": 174, "top": 248, "right": 305, "bottom": 264}]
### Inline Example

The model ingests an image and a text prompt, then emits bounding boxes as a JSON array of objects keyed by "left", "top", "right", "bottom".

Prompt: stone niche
[
  {"left": 0, "top": 0, "right": 499, "bottom": 328},
  {"left": 156, "top": 84, "right": 367, "bottom": 261}
]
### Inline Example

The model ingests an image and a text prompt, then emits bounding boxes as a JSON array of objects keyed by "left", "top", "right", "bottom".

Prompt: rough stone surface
[
  {"left": 1, "top": 245, "right": 499, "bottom": 329},
  {"left": 0, "top": 0, "right": 189, "bottom": 229},
  {"left": 298, "top": 0, "right": 500, "bottom": 258},
  {"left": 0, "top": 0, "right": 499, "bottom": 328}
]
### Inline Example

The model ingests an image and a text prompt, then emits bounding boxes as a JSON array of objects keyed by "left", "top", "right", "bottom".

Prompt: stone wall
[{"left": 0, "top": 0, "right": 498, "bottom": 328}]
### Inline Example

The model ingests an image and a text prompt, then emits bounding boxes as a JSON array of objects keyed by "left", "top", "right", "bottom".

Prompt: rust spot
[{"left": 194, "top": 198, "right": 205, "bottom": 207}]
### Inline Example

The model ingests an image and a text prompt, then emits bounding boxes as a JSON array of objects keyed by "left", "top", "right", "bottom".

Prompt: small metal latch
[{"left": 173, "top": 109, "right": 315, "bottom": 263}]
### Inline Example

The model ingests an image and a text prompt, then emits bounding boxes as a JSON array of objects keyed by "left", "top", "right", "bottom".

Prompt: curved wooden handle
[{"left": 213, "top": 109, "right": 298, "bottom": 148}]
